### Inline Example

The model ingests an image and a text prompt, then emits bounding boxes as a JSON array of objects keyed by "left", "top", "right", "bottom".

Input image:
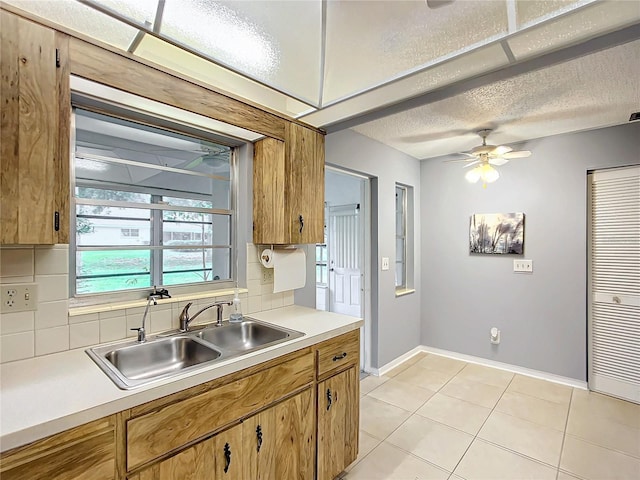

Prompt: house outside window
[{"left": 395, "top": 185, "right": 407, "bottom": 290}]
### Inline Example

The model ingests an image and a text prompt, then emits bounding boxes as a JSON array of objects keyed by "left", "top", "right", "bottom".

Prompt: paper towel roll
[
  {"left": 260, "top": 249, "right": 274, "bottom": 268},
  {"left": 273, "top": 248, "right": 306, "bottom": 293}
]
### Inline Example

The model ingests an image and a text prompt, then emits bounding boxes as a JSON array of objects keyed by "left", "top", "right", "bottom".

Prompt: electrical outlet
[
  {"left": 1, "top": 283, "right": 38, "bottom": 313},
  {"left": 261, "top": 268, "right": 274, "bottom": 284},
  {"left": 513, "top": 259, "right": 533, "bottom": 273}
]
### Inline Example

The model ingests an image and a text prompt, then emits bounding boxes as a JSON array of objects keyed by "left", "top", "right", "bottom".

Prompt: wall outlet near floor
[
  {"left": 261, "top": 268, "right": 274, "bottom": 284},
  {"left": 513, "top": 259, "right": 533, "bottom": 273},
  {"left": 1, "top": 283, "right": 38, "bottom": 313},
  {"left": 490, "top": 327, "right": 501, "bottom": 344}
]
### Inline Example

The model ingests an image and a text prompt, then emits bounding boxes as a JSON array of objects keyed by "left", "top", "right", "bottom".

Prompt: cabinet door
[
  {"left": 253, "top": 137, "right": 287, "bottom": 244},
  {"left": 0, "top": 11, "right": 69, "bottom": 245},
  {"left": 243, "top": 388, "right": 315, "bottom": 480},
  {"left": 133, "top": 424, "right": 242, "bottom": 480},
  {"left": 287, "top": 123, "right": 324, "bottom": 245},
  {"left": 317, "top": 366, "right": 359, "bottom": 480}
]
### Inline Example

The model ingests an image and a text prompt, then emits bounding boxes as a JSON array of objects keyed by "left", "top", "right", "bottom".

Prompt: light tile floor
[{"left": 342, "top": 353, "right": 640, "bottom": 480}]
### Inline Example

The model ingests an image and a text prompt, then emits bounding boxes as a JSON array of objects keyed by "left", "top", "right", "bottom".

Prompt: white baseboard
[
  {"left": 372, "top": 346, "right": 425, "bottom": 377},
  {"left": 373, "top": 345, "right": 588, "bottom": 390}
]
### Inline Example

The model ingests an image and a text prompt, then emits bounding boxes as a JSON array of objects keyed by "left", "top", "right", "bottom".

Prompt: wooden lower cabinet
[
  {"left": 0, "top": 417, "right": 116, "bottom": 480},
  {"left": 317, "top": 366, "right": 359, "bottom": 480},
  {"left": 132, "top": 389, "right": 314, "bottom": 480}
]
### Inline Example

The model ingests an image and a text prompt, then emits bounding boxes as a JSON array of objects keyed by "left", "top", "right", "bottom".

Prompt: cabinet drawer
[
  {"left": 317, "top": 330, "right": 359, "bottom": 378},
  {"left": 126, "top": 351, "right": 314, "bottom": 470}
]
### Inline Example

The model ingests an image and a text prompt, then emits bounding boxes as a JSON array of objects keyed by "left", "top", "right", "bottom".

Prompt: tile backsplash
[{"left": 0, "top": 243, "right": 294, "bottom": 363}]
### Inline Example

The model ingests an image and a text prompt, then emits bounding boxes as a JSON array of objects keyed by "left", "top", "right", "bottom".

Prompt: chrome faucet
[
  {"left": 179, "top": 301, "right": 233, "bottom": 332},
  {"left": 131, "top": 295, "right": 157, "bottom": 343}
]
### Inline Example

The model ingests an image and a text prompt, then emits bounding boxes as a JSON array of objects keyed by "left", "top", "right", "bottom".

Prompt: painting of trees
[{"left": 469, "top": 213, "right": 524, "bottom": 254}]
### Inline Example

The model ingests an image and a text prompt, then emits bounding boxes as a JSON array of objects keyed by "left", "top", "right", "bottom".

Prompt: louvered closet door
[{"left": 588, "top": 166, "right": 640, "bottom": 403}]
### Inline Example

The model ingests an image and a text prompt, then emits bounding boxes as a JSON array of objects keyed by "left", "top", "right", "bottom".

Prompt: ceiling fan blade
[
  {"left": 493, "top": 145, "right": 513, "bottom": 156},
  {"left": 185, "top": 156, "right": 204, "bottom": 169},
  {"left": 462, "top": 160, "right": 480, "bottom": 168},
  {"left": 502, "top": 150, "right": 531, "bottom": 159},
  {"left": 443, "top": 152, "right": 477, "bottom": 163},
  {"left": 489, "top": 157, "right": 509, "bottom": 166}
]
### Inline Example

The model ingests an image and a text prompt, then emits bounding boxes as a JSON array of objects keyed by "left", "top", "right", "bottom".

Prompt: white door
[
  {"left": 328, "top": 205, "right": 362, "bottom": 318},
  {"left": 588, "top": 166, "right": 640, "bottom": 403}
]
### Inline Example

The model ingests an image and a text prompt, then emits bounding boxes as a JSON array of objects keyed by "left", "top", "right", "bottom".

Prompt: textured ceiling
[
  {"left": 352, "top": 39, "right": 640, "bottom": 159},
  {"left": 5, "top": 0, "right": 640, "bottom": 159}
]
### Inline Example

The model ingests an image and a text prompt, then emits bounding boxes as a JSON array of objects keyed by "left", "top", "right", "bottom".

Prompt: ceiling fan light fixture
[
  {"left": 465, "top": 167, "right": 481, "bottom": 183},
  {"left": 480, "top": 164, "right": 500, "bottom": 183}
]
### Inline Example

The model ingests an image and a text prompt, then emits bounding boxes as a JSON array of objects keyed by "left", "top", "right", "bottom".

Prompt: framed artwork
[{"left": 469, "top": 213, "right": 524, "bottom": 254}]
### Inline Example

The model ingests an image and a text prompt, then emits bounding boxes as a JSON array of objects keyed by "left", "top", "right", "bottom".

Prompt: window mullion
[{"left": 152, "top": 195, "right": 163, "bottom": 287}]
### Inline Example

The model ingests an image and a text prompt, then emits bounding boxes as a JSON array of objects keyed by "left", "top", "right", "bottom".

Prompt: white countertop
[{"left": 0, "top": 306, "right": 362, "bottom": 452}]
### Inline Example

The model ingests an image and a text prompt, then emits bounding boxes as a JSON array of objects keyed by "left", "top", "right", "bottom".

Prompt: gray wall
[
  {"left": 326, "top": 169, "right": 363, "bottom": 206},
  {"left": 420, "top": 122, "right": 640, "bottom": 381},
  {"left": 324, "top": 130, "right": 422, "bottom": 368}
]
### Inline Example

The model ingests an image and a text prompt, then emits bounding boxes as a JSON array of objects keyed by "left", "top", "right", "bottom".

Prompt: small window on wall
[
  {"left": 395, "top": 183, "right": 414, "bottom": 295},
  {"left": 71, "top": 109, "right": 235, "bottom": 298}
]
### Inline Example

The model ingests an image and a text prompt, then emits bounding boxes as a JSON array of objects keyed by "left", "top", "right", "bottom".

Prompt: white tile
[
  {"left": 456, "top": 363, "right": 514, "bottom": 389},
  {"left": 440, "top": 376, "right": 505, "bottom": 409},
  {"left": 567, "top": 405, "right": 640, "bottom": 458},
  {"left": 0, "top": 311, "right": 34, "bottom": 334},
  {"left": 35, "top": 326, "right": 69, "bottom": 355},
  {"left": 360, "top": 375, "right": 391, "bottom": 395},
  {"left": 247, "top": 262, "right": 262, "bottom": 281},
  {"left": 0, "top": 248, "right": 34, "bottom": 278},
  {"left": 344, "top": 441, "right": 449, "bottom": 480},
  {"left": 34, "top": 247, "right": 69, "bottom": 275},
  {"left": 269, "top": 292, "right": 284, "bottom": 309},
  {"left": 416, "top": 393, "right": 492, "bottom": 435},
  {"left": 246, "top": 295, "right": 261, "bottom": 314},
  {"left": 98, "top": 308, "right": 122, "bottom": 320},
  {"left": 394, "top": 364, "right": 455, "bottom": 391},
  {"left": 570, "top": 388, "right": 640, "bottom": 429},
  {"left": 247, "top": 279, "right": 262, "bottom": 296},
  {"left": 496, "top": 391, "right": 569, "bottom": 431},
  {"left": 478, "top": 411, "right": 564, "bottom": 466},
  {"left": 507, "top": 374, "right": 572, "bottom": 405},
  {"left": 560, "top": 435, "right": 640, "bottom": 480},
  {"left": 34, "top": 300, "right": 69, "bottom": 329},
  {"left": 360, "top": 396, "right": 412, "bottom": 440},
  {"left": 0, "top": 331, "right": 34, "bottom": 362},
  {"left": 150, "top": 308, "right": 173, "bottom": 333},
  {"left": 416, "top": 354, "right": 467, "bottom": 376},
  {"left": 68, "top": 312, "right": 99, "bottom": 325},
  {"left": 260, "top": 282, "right": 273, "bottom": 295},
  {"left": 387, "top": 415, "right": 474, "bottom": 471},
  {"left": 100, "top": 316, "right": 126, "bottom": 343},
  {"left": 34, "top": 275, "right": 68, "bottom": 302},
  {"left": 283, "top": 291, "right": 295, "bottom": 306},
  {"left": 0, "top": 275, "right": 33, "bottom": 284},
  {"left": 246, "top": 243, "right": 259, "bottom": 263},
  {"left": 261, "top": 294, "right": 273, "bottom": 311},
  {"left": 69, "top": 321, "right": 99, "bottom": 349},
  {"left": 368, "top": 379, "right": 435, "bottom": 412},
  {"left": 454, "top": 439, "right": 557, "bottom": 480},
  {"left": 344, "top": 430, "right": 381, "bottom": 472}
]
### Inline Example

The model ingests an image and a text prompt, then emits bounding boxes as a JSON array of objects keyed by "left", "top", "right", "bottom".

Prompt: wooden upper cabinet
[
  {"left": 253, "top": 123, "right": 325, "bottom": 245},
  {"left": 0, "top": 10, "right": 70, "bottom": 245}
]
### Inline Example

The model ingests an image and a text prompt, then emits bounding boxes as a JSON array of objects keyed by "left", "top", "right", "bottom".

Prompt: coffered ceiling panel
[{"left": 323, "top": 0, "right": 509, "bottom": 104}]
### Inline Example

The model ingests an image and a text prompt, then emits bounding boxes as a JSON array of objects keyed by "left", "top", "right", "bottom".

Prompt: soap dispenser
[{"left": 229, "top": 289, "right": 243, "bottom": 323}]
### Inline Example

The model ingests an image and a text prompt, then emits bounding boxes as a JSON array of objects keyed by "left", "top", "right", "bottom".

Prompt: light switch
[{"left": 381, "top": 257, "right": 390, "bottom": 271}]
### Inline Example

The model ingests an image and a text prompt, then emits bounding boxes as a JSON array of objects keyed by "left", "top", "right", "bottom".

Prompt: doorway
[{"left": 317, "top": 167, "right": 370, "bottom": 373}]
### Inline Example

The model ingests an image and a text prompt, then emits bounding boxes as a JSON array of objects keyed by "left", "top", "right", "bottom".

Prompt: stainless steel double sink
[{"left": 86, "top": 318, "right": 304, "bottom": 390}]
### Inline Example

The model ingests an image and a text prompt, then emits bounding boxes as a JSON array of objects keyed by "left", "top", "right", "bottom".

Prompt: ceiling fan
[
  {"left": 184, "top": 145, "right": 230, "bottom": 170},
  {"left": 446, "top": 129, "right": 531, "bottom": 186}
]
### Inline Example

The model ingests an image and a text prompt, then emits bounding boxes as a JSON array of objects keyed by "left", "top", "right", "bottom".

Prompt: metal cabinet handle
[
  {"left": 332, "top": 352, "right": 347, "bottom": 362},
  {"left": 256, "top": 425, "right": 263, "bottom": 453},
  {"left": 299, "top": 214, "right": 304, "bottom": 234},
  {"left": 223, "top": 443, "right": 231, "bottom": 473},
  {"left": 327, "top": 388, "right": 332, "bottom": 411}
]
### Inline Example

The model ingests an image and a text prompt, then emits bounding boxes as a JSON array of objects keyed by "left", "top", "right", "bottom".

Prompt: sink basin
[
  {"left": 87, "top": 336, "right": 222, "bottom": 389},
  {"left": 87, "top": 317, "right": 303, "bottom": 390},
  {"left": 193, "top": 319, "right": 302, "bottom": 353}
]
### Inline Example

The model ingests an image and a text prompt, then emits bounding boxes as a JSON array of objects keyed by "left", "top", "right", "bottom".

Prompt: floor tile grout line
[
  {"left": 449, "top": 373, "right": 517, "bottom": 476},
  {"left": 556, "top": 387, "right": 575, "bottom": 480},
  {"left": 562, "top": 431, "right": 640, "bottom": 460},
  {"left": 507, "top": 384, "right": 573, "bottom": 407}
]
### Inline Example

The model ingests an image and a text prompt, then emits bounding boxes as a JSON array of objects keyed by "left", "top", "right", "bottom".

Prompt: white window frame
[{"left": 69, "top": 106, "right": 238, "bottom": 304}]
